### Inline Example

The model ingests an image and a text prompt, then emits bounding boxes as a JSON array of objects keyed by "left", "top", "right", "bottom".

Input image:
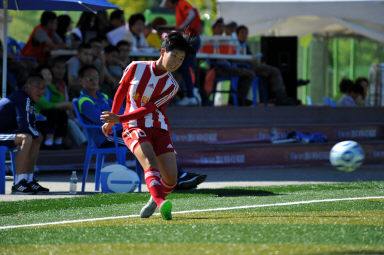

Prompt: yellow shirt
[{"left": 146, "top": 33, "right": 162, "bottom": 49}]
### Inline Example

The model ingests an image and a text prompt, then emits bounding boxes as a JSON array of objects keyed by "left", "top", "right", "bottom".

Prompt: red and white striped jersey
[{"left": 111, "top": 61, "right": 179, "bottom": 131}]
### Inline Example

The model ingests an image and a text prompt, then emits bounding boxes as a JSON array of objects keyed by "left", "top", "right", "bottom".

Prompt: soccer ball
[
  {"left": 329, "top": 140, "right": 365, "bottom": 172},
  {"left": 100, "top": 164, "right": 140, "bottom": 193}
]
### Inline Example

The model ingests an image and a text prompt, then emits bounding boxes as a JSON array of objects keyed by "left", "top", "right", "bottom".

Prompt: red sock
[
  {"left": 144, "top": 168, "right": 165, "bottom": 207},
  {"left": 161, "top": 178, "right": 176, "bottom": 197}
]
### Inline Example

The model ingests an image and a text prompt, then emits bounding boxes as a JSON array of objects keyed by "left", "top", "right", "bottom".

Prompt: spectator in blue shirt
[{"left": 0, "top": 74, "right": 49, "bottom": 194}]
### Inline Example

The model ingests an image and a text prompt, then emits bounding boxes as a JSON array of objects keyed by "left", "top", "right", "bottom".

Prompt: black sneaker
[
  {"left": 11, "top": 179, "right": 34, "bottom": 194},
  {"left": 176, "top": 172, "right": 207, "bottom": 190},
  {"left": 28, "top": 178, "right": 49, "bottom": 193}
]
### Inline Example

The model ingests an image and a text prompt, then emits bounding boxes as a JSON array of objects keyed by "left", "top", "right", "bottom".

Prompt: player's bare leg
[{"left": 135, "top": 142, "right": 171, "bottom": 219}]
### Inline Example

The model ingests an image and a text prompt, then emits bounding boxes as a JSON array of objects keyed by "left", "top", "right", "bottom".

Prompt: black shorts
[{"left": 0, "top": 134, "right": 16, "bottom": 147}]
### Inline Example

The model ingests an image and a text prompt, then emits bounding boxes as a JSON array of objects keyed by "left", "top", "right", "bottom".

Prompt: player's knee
[{"left": 16, "top": 133, "right": 32, "bottom": 146}]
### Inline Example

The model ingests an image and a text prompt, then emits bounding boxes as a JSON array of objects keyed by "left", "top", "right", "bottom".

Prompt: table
[{"left": 52, "top": 49, "right": 258, "bottom": 61}]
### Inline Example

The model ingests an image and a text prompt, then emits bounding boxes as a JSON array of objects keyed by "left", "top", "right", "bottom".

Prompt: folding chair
[
  {"left": 0, "top": 146, "right": 16, "bottom": 194},
  {"left": 72, "top": 98, "right": 141, "bottom": 192}
]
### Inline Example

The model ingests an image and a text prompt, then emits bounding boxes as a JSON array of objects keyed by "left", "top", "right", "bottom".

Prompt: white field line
[{"left": 1, "top": 196, "right": 383, "bottom": 230}]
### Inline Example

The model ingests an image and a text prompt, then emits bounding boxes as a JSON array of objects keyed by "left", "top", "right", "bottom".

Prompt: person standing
[
  {"left": 161, "top": 0, "right": 202, "bottom": 106},
  {"left": 101, "top": 32, "right": 193, "bottom": 220},
  {"left": 0, "top": 74, "right": 49, "bottom": 194}
]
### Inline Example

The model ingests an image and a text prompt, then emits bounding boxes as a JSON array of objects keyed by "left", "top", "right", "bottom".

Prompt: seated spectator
[
  {"left": 143, "top": 17, "right": 168, "bottom": 50},
  {"left": 78, "top": 65, "right": 206, "bottom": 190},
  {"left": 71, "top": 11, "right": 97, "bottom": 47},
  {"left": 67, "top": 43, "right": 94, "bottom": 99},
  {"left": 355, "top": 77, "right": 369, "bottom": 106},
  {"left": 116, "top": 40, "right": 132, "bottom": 67},
  {"left": 225, "top": 20, "right": 238, "bottom": 38},
  {"left": 56, "top": 14, "right": 73, "bottom": 48},
  {"left": 0, "top": 73, "right": 49, "bottom": 194},
  {"left": 105, "top": 45, "right": 123, "bottom": 80},
  {"left": 337, "top": 78, "right": 364, "bottom": 106},
  {"left": 35, "top": 65, "right": 72, "bottom": 149},
  {"left": 50, "top": 56, "right": 87, "bottom": 147},
  {"left": 123, "top": 13, "right": 151, "bottom": 51},
  {"left": 104, "top": 9, "right": 126, "bottom": 34},
  {"left": 101, "top": 45, "right": 123, "bottom": 98},
  {"left": 236, "top": 25, "right": 297, "bottom": 105},
  {"left": 205, "top": 18, "right": 255, "bottom": 106},
  {"left": 20, "top": 11, "right": 66, "bottom": 65}
]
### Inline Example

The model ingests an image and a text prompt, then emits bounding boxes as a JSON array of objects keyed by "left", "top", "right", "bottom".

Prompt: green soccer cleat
[{"left": 160, "top": 200, "right": 172, "bottom": 220}]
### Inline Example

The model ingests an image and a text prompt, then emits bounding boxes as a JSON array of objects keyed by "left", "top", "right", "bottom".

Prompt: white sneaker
[
  {"left": 193, "top": 88, "right": 202, "bottom": 105},
  {"left": 140, "top": 196, "right": 157, "bottom": 218},
  {"left": 177, "top": 97, "right": 199, "bottom": 106}
]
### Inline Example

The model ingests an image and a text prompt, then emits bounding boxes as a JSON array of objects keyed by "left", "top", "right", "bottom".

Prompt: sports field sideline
[
  {"left": 1, "top": 164, "right": 383, "bottom": 255},
  {"left": 2, "top": 164, "right": 384, "bottom": 201}
]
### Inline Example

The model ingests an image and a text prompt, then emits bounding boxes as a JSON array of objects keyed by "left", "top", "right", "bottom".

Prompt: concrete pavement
[{"left": 1, "top": 164, "right": 383, "bottom": 202}]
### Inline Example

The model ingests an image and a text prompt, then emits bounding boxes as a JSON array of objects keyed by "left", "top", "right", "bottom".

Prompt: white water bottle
[{"left": 69, "top": 171, "right": 78, "bottom": 195}]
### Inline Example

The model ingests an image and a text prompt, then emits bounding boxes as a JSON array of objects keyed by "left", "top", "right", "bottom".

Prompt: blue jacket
[
  {"left": 78, "top": 90, "right": 123, "bottom": 147},
  {"left": 0, "top": 90, "right": 39, "bottom": 138}
]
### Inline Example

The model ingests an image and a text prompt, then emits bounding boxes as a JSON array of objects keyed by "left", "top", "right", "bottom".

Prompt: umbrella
[{"left": 1, "top": 0, "right": 120, "bottom": 98}]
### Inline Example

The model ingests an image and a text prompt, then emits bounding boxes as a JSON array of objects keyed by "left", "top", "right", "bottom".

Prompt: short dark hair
[
  {"left": 236, "top": 25, "right": 248, "bottom": 35},
  {"left": 355, "top": 77, "right": 369, "bottom": 86},
  {"left": 339, "top": 78, "right": 354, "bottom": 94},
  {"left": 350, "top": 82, "right": 364, "bottom": 95},
  {"left": 104, "top": 45, "right": 119, "bottom": 54},
  {"left": 128, "top": 13, "right": 145, "bottom": 29},
  {"left": 26, "top": 72, "right": 44, "bottom": 86},
  {"left": 117, "top": 40, "right": 131, "bottom": 48},
  {"left": 110, "top": 10, "right": 124, "bottom": 21},
  {"left": 78, "top": 43, "right": 92, "bottom": 53},
  {"left": 50, "top": 56, "right": 67, "bottom": 67},
  {"left": 161, "top": 31, "right": 194, "bottom": 56},
  {"left": 40, "top": 11, "right": 57, "bottom": 26},
  {"left": 78, "top": 65, "right": 99, "bottom": 78},
  {"left": 212, "top": 17, "right": 224, "bottom": 29}
]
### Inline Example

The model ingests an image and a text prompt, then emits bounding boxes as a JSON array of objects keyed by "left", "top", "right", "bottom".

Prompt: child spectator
[
  {"left": 67, "top": 43, "right": 94, "bottom": 98},
  {"left": 35, "top": 66, "right": 72, "bottom": 148}
]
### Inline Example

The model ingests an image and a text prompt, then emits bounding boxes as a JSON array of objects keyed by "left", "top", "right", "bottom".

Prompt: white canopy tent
[{"left": 216, "top": 0, "right": 384, "bottom": 42}]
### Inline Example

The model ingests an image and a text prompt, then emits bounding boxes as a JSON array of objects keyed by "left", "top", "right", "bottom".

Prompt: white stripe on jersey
[{"left": 125, "top": 61, "right": 179, "bottom": 131}]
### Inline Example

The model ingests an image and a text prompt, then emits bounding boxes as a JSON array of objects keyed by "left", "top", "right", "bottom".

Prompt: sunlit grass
[{"left": 0, "top": 181, "right": 383, "bottom": 255}]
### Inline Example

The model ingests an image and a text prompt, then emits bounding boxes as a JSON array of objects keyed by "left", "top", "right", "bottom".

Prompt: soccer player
[{"left": 101, "top": 32, "right": 193, "bottom": 220}]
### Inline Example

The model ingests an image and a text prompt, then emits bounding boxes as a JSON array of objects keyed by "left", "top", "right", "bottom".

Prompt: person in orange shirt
[
  {"left": 161, "top": 0, "right": 202, "bottom": 106},
  {"left": 20, "top": 11, "right": 66, "bottom": 64}
]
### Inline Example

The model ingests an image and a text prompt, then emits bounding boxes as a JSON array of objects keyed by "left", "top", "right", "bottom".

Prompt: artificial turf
[{"left": 0, "top": 181, "right": 383, "bottom": 255}]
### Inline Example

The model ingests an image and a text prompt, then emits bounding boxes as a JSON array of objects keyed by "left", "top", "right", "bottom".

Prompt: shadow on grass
[{"left": 175, "top": 188, "right": 278, "bottom": 197}]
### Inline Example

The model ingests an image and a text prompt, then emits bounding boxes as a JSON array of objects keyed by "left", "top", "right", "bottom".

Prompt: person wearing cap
[{"left": 161, "top": 0, "right": 202, "bottom": 106}]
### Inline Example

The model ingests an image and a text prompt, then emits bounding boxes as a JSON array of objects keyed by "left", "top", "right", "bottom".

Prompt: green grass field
[{"left": 1, "top": 181, "right": 384, "bottom": 255}]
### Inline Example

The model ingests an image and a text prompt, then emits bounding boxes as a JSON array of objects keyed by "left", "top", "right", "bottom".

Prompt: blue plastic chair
[
  {"left": 208, "top": 62, "right": 240, "bottom": 106},
  {"left": 323, "top": 97, "right": 337, "bottom": 106},
  {"left": 0, "top": 146, "right": 16, "bottom": 194},
  {"left": 72, "top": 98, "right": 141, "bottom": 192},
  {"left": 232, "top": 62, "right": 268, "bottom": 106}
]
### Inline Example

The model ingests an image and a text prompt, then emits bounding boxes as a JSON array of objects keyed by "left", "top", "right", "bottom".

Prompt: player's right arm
[{"left": 110, "top": 63, "right": 137, "bottom": 115}]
